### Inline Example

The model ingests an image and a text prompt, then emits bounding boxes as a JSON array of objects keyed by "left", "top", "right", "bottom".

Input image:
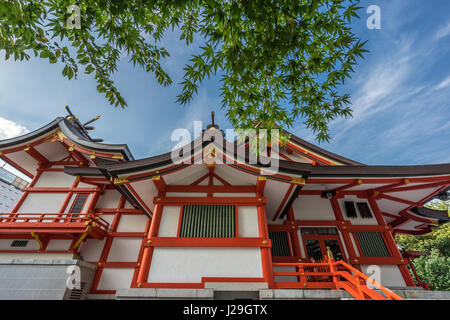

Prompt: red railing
[
  {"left": 0, "top": 212, "right": 110, "bottom": 234},
  {"left": 273, "top": 259, "right": 404, "bottom": 300}
]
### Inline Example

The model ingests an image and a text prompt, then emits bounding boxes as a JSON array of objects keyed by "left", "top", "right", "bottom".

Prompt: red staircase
[{"left": 273, "top": 259, "right": 404, "bottom": 300}]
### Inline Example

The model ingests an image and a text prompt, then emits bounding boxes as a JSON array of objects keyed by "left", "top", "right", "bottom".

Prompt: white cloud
[
  {"left": 433, "top": 75, "right": 450, "bottom": 91},
  {"left": 434, "top": 22, "right": 450, "bottom": 39},
  {"left": 0, "top": 116, "right": 29, "bottom": 140}
]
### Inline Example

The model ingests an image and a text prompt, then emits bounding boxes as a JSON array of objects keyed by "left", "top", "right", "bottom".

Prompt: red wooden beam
[
  {"left": 145, "top": 237, "right": 271, "bottom": 248},
  {"left": 24, "top": 146, "right": 49, "bottom": 167},
  {"left": 272, "top": 184, "right": 294, "bottom": 221},
  {"left": 154, "top": 197, "right": 266, "bottom": 206},
  {"left": 389, "top": 217, "right": 409, "bottom": 228},
  {"left": 165, "top": 185, "right": 256, "bottom": 193},
  {"left": 152, "top": 175, "right": 167, "bottom": 193},
  {"left": 378, "top": 193, "right": 421, "bottom": 207},
  {"left": 59, "top": 141, "right": 88, "bottom": 166},
  {"left": 212, "top": 173, "right": 231, "bottom": 186},
  {"left": 256, "top": 176, "right": 267, "bottom": 194}
]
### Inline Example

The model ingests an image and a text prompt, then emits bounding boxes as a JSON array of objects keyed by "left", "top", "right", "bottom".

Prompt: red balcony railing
[{"left": 0, "top": 213, "right": 110, "bottom": 239}]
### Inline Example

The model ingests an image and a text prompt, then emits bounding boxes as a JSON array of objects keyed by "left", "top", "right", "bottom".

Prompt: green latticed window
[
  {"left": 355, "top": 232, "right": 390, "bottom": 257},
  {"left": 269, "top": 231, "right": 291, "bottom": 256},
  {"left": 179, "top": 205, "right": 235, "bottom": 238}
]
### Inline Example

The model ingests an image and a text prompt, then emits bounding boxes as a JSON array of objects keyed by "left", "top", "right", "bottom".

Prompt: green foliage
[
  {"left": 396, "top": 222, "right": 450, "bottom": 290},
  {"left": 411, "top": 251, "right": 450, "bottom": 291},
  {"left": 0, "top": 0, "right": 367, "bottom": 140}
]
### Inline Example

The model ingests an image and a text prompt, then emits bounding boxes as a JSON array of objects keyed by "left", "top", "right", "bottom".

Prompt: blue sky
[{"left": 1, "top": 0, "right": 450, "bottom": 180}]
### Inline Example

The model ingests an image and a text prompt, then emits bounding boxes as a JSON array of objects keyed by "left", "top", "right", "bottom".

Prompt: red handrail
[
  {"left": 273, "top": 259, "right": 404, "bottom": 300},
  {"left": 0, "top": 212, "right": 110, "bottom": 232}
]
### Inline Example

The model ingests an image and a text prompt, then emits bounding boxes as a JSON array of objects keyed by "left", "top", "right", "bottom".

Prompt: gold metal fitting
[
  {"left": 290, "top": 177, "right": 306, "bottom": 185},
  {"left": 262, "top": 240, "right": 268, "bottom": 245},
  {"left": 138, "top": 283, "right": 142, "bottom": 288},
  {"left": 147, "top": 240, "right": 152, "bottom": 244}
]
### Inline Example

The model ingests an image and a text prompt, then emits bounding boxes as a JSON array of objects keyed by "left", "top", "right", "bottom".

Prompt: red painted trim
[
  {"left": 154, "top": 197, "right": 266, "bottom": 206},
  {"left": 165, "top": 185, "right": 256, "bottom": 193},
  {"left": 144, "top": 237, "right": 271, "bottom": 247},
  {"left": 213, "top": 173, "right": 231, "bottom": 186}
]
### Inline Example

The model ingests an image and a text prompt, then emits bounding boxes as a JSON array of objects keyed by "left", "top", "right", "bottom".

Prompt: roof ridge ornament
[{"left": 64, "top": 104, "right": 103, "bottom": 142}]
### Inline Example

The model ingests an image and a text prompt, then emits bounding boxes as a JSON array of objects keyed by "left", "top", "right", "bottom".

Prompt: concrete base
[
  {"left": 116, "top": 288, "right": 214, "bottom": 300},
  {"left": 260, "top": 289, "right": 450, "bottom": 300},
  {"left": 88, "top": 287, "right": 450, "bottom": 300},
  {"left": 0, "top": 258, "right": 96, "bottom": 300}
]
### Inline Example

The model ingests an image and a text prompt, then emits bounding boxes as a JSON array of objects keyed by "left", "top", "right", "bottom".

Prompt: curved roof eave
[
  {"left": 308, "top": 163, "right": 450, "bottom": 177},
  {"left": 0, "top": 118, "right": 62, "bottom": 149},
  {"left": 59, "top": 119, "right": 134, "bottom": 161},
  {"left": 0, "top": 117, "right": 134, "bottom": 161},
  {"left": 284, "top": 130, "right": 366, "bottom": 166}
]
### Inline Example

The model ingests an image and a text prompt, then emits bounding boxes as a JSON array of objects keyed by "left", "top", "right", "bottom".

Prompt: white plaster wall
[
  {"left": 361, "top": 265, "right": 406, "bottom": 288},
  {"left": 97, "top": 268, "right": 134, "bottom": 290},
  {"left": 238, "top": 206, "right": 259, "bottom": 237},
  {"left": 148, "top": 247, "right": 263, "bottom": 283},
  {"left": 293, "top": 196, "right": 335, "bottom": 220},
  {"left": 107, "top": 238, "right": 141, "bottom": 262},
  {"left": 339, "top": 196, "right": 378, "bottom": 225},
  {"left": 79, "top": 238, "right": 106, "bottom": 261},
  {"left": 273, "top": 266, "right": 298, "bottom": 282},
  {"left": 157, "top": 206, "right": 181, "bottom": 237},
  {"left": 46, "top": 240, "right": 72, "bottom": 251},
  {"left": 18, "top": 193, "right": 67, "bottom": 213},
  {"left": 96, "top": 190, "right": 121, "bottom": 209},
  {"left": 116, "top": 214, "right": 148, "bottom": 233},
  {"left": 34, "top": 171, "right": 75, "bottom": 188},
  {"left": 0, "top": 239, "right": 40, "bottom": 251}
]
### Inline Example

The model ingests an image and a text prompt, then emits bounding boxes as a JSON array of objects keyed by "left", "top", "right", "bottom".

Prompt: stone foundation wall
[{"left": 0, "top": 258, "right": 96, "bottom": 300}]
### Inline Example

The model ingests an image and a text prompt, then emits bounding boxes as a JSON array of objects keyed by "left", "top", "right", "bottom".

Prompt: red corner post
[
  {"left": 257, "top": 204, "right": 274, "bottom": 288},
  {"left": 136, "top": 202, "right": 163, "bottom": 286},
  {"left": 368, "top": 196, "right": 416, "bottom": 287}
]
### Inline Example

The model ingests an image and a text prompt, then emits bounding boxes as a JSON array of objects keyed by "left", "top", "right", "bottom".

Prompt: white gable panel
[
  {"left": 214, "top": 165, "right": 254, "bottom": 185},
  {"left": 264, "top": 180, "right": 290, "bottom": 221},
  {"left": 6, "top": 151, "right": 38, "bottom": 176},
  {"left": 164, "top": 165, "right": 208, "bottom": 185},
  {"left": 34, "top": 141, "right": 69, "bottom": 162},
  {"left": 128, "top": 179, "right": 157, "bottom": 213},
  {"left": 385, "top": 187, "right": 442, "bottom": 203},
  {"left": 376, "top": 199, "right": 409, "bottom": 214}
]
